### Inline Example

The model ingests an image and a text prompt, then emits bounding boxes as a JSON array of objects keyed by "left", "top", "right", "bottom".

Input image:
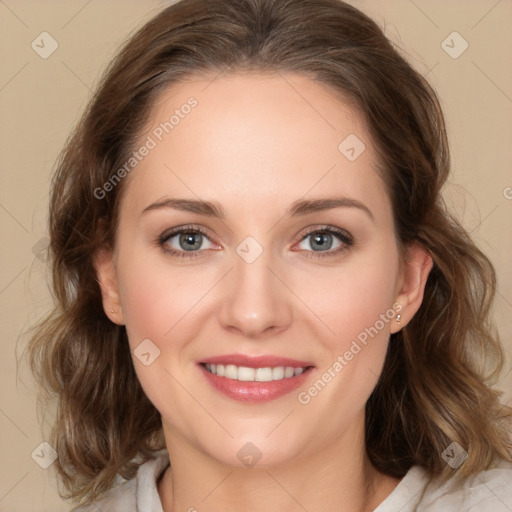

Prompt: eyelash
[{"left": 157, "top": 224, "right": 354, "bottom": 260}]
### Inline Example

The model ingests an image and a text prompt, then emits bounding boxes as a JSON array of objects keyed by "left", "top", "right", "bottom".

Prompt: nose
[{"left": 218, "top": 244, "right": 293, "bottom": 339}]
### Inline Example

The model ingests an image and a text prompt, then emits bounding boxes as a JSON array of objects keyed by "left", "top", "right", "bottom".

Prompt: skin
[{"left": 95, "top": 71, "right": 432, "bottom": 512}]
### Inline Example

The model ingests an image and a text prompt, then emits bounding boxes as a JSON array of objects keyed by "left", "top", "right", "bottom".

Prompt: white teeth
[
  {"left": 255, "top": 367, "right": 273, "bottom": 382},
  {"left": 272, "top": 367, "right": 284, "bottom": 380},
  {"left": 238, "top": 366, "right": 255, "bottom": 381},
  {"left": 284, "top": 366, "right": 295, "bottom": 378},
  {"left": 224, "top": 364, "right": 238, "bottom": 379},
  {"left": 204, "top": 363, "right": 308, "bottom": 381}
]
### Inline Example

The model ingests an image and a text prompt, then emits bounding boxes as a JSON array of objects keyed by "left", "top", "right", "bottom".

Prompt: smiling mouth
[{"left": 201, "top": 363, "right": 313, "bottom": 382}]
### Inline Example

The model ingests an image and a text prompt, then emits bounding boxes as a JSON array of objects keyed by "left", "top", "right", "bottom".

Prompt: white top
[{"left": 71, "top": 449, "right": 512, "bottom": 511}]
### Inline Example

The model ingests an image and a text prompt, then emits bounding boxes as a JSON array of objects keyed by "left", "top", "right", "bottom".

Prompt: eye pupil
[
  {"left": 180, "top": 232, "right": 202, "bottom": 251},
  {"left": 310, "top": 232, "right": 332, "bottom": 251}
]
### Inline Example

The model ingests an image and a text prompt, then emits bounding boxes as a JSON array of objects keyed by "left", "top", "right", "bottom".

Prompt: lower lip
[{"left": 198, "top": 364, "right": 314, "bottom": 403}]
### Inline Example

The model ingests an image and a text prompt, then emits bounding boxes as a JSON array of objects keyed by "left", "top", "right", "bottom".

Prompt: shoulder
[
  {"left": 70, "top": 478, "right": 137, "bottom": 512},
  {"left": 376, "top": 459, "right": 512, "bottom": 512},
  {"left": 418, "top": 458, "right": 512, "bottom": 511},
  {"left": 70, "top": 449, "right": 170, "bottom": 512}
]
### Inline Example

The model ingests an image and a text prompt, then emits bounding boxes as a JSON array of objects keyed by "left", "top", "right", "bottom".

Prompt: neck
[{"left": 158, "top": 416, "right": 400, "bottom": 512}]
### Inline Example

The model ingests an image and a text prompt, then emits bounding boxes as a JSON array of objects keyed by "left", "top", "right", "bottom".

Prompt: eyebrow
[{"left": 140, "top": 196, "right": 374, "bottom": 221}]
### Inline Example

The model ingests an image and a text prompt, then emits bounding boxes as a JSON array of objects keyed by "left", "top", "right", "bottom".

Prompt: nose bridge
[{"left": 218, "top": 236, "right": 292, "bottom": 336}]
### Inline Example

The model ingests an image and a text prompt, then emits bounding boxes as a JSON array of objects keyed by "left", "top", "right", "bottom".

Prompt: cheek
[
  {"left": 337, "top": 270, "right": 396, "bottom": 341},
  {"left": 118, "top": 259, "right": 207, "bottom": 346},
  {"left": 115, "top": 250, "right": 210, "bottom": 416},
  {"left": 118, "top": 269, "right": 168, "bottom": 346},
  {"left": 297, "top": 245, "right": 400, "bottom": 350},
  {"left": 294, "top": 253, "right": 400, "bottom": 425}
]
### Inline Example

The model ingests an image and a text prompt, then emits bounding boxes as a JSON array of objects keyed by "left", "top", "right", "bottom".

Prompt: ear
[
  {"left": 93, "top": 248, "right": 125, "bottom": 325},
  {"left": 390, "top": 243, "right": 433, "bottom": 334}
]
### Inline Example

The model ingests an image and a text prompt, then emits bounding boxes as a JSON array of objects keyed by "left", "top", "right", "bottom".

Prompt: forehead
[{"left": 120, "top": 71, "right": 391, "bottom": 223}]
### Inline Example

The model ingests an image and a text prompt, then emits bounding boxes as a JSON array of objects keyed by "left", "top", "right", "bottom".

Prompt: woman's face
[{"left": 98, "top": 72, "right": 429, "bottom": 468}]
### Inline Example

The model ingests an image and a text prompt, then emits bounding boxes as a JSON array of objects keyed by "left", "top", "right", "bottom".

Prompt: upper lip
[{"left": 199, "top": 354, "right": 315, "bottom": 368}]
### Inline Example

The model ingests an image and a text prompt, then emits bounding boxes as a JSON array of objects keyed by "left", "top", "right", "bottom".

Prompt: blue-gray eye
[
  {"left": 161, "top": 228, "right": 215, "bottom": 253},
  {"left": 179, "top": 232, "right": 203, "bottom": 251},
  {"left": 298, "top": 230, "right": 345, "bottom": 252}
]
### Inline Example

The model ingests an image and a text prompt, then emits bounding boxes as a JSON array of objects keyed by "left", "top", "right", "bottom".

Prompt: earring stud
[
  {"left": 111, "top": 308, "right": 115, "bottom": 314},
  {"left": 396, "top": 314, "right": 401, "bottom": 324}
]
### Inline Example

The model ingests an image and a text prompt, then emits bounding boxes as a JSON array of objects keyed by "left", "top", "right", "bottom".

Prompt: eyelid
[
  {"left": 294, "top": 225, "right": 353, "bottom": 245},
  {"left": 159, "top": 224, "right": 216, "bottom": 243}
]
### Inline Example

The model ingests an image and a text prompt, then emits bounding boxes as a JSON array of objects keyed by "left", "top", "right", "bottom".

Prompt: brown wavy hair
[{"left": 27, "top": 0, "right": 512, "bottom": 505}]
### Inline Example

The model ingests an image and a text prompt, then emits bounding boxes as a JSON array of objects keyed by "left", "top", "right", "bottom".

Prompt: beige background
[{"left": 0, "top": 1, "right": 511, "bottom": 510}]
